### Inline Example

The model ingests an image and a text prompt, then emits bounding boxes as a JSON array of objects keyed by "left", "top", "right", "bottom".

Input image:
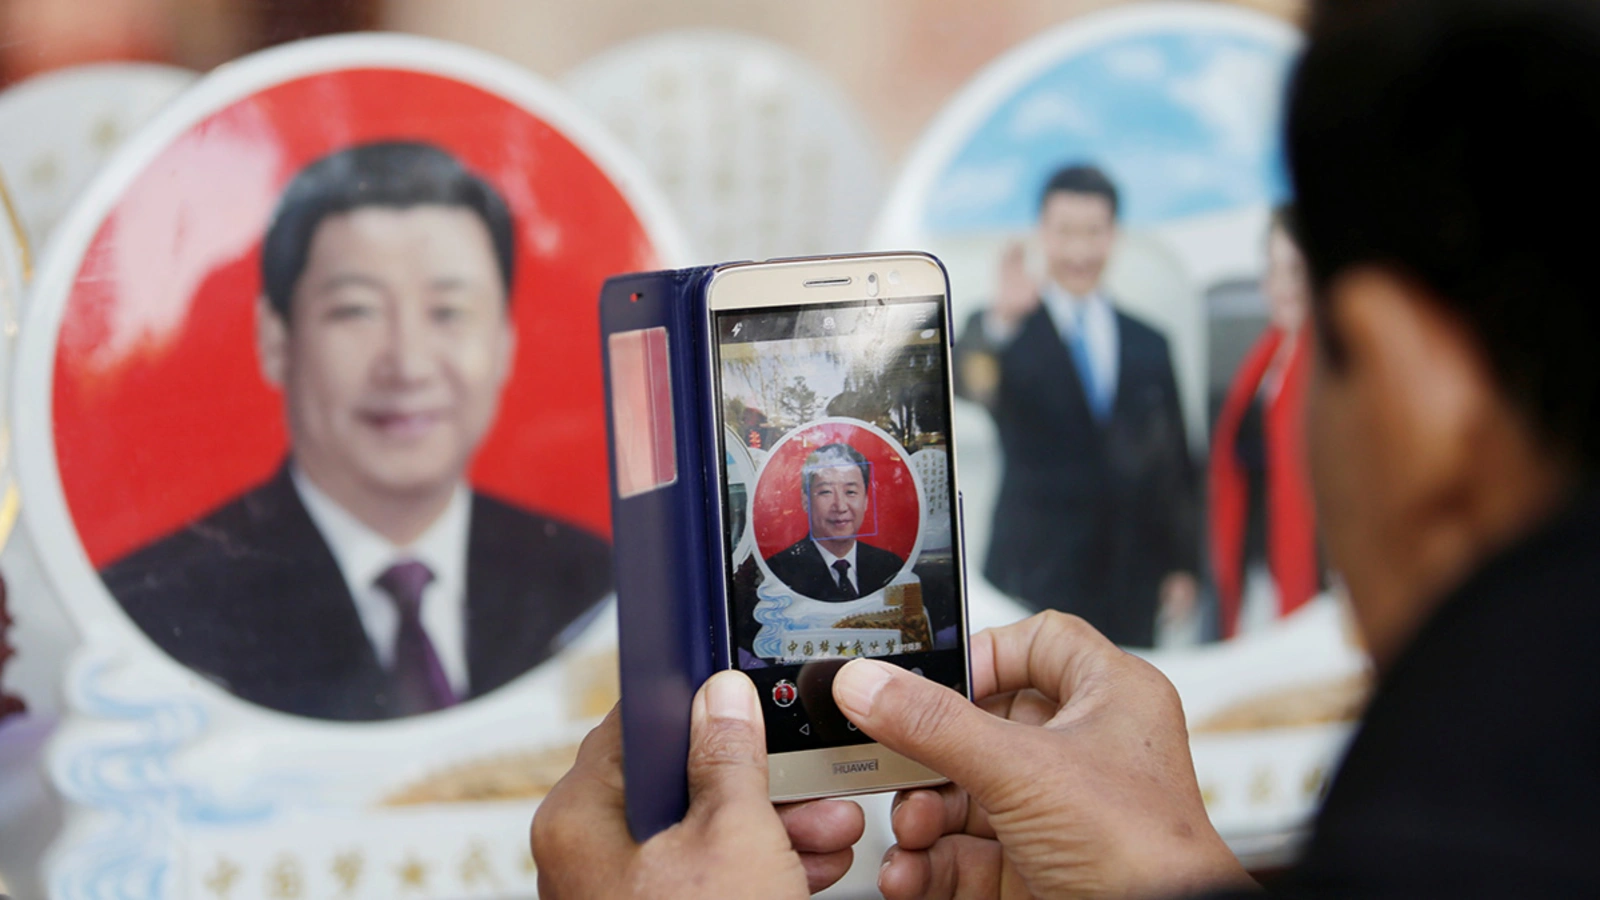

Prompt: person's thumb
[
  {"left": 833, "top": 659, "right": 1029, "bottom": 808},
  {"left": 685, "top": 670, "right": 771, "bottom": 823}
]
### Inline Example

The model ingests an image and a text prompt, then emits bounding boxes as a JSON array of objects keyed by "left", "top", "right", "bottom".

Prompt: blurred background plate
[
  {"left": 564, "top": 29, "right": 885, "bottom": 264},
  {"left": 0, "top": 62, "right": 198, "bottom": 263}
]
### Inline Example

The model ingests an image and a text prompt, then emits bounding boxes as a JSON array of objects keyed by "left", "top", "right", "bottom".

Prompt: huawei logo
[{"left": 832, "top": 759, "right": 879, "bottom": 776}]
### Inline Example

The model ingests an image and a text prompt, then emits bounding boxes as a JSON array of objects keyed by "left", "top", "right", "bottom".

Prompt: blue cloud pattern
[{"left": 928, "top": 29, "right": 1295, "bottom": 232}]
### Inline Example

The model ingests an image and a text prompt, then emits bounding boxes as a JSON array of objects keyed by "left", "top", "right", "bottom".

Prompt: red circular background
[
  {"left": 751, "top": 421, "right": 921, "bottom": 564},
  {"left": 52, "top": 68, "right": 663, "bottom": 568}
]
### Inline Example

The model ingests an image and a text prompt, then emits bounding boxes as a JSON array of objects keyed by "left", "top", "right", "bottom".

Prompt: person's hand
[
  {"left": 992, "top": 240, "right": 1041, "bottom": 330},
  {"left": 832, "top": 612, "right": 1255, "bottom": 899},
  {"left": 1160, "top": 571, "right": 1201, "bottom": 627},
  {"left": 531, "top": 671, "right": 865, "bottom": 898}
]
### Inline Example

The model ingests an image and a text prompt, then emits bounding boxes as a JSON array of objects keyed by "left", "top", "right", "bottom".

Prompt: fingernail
[
  {"left": 834, "top": 659, "right": 895, "bottom": 720},
  {"left": 705, "top": 670, "right": 756, "bottom": 723}
]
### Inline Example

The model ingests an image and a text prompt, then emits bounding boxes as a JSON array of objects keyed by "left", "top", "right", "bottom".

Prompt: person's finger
[
  {"left": 978, "top": 612, "right": 1132, "bottom": 708},
  {"left": 777, "top": 798, "right": 865, "bottom": 853},
  {"left": 684, "top": 670, "right": 771, "bottom": 822},
  {"left": 978, "top": 687, "right": 1058, "bottom": 727},
  {"left": 891, "top": 784, "right": 996, "bottom": 849},
  {"left": 798, "top": 849, "right": 855, "bottom": 894},
  {"left": 834, "top": 659, "right": 1043, "bottom": 812},
  {"left": 530, "top": 707, "right": 634, "bottom": 896},
  {"left": 878, "top": 835, "right": 1006, "bottom": 900}
]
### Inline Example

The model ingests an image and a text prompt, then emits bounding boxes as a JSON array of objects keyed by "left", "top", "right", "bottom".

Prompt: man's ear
[
  {"left": 1326, "top": 266, "right": 1496, "bottom": 521},
  {"left": 257, "top": 296, "right": 288, "bottom": 389},
  {"left": 495, "top": 310, "right": 517, "bottom": 389}
]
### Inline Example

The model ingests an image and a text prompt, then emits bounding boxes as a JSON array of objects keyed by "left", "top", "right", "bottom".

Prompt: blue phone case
[{"left": 599, "top": 266, "right": 730, "bottom": 841}]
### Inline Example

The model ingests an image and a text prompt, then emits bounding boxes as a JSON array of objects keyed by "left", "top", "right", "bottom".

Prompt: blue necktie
[{"left": 1068, "top": 309, "right": 1110, "bottom": 421}]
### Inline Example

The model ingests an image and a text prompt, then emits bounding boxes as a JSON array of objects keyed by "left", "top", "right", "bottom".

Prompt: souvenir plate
[
  {"left": 871, "top": 2, "right": 1350, "bottom": 864},
  {"left": 15, "top": 33, "right": 687, "bottom": 899}
]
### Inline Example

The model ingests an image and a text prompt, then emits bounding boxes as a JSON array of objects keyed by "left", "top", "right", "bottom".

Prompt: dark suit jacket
[
  {"left": 100, "top": 468, "right": 612, "bottom": 721},
  {"left": 955, "top": 303, "right": 1198, "bottom": 647},
  {"left": 1199, "top": 491, "right": 1600, "bottom": 898},
  {"left": 764, "top": 538, "right": 905, "bottom": 602}
]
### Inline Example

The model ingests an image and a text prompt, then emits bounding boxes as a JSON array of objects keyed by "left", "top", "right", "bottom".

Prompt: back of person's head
[
  {"left": 1269, "top": 203, "right": 1301, "bottom": 246},
  {"left": 1038, "top": 164, "right": 1120, "bottom": 219},
  {"left": 261, "top": 140, "right": 516, "bottom": 321},
  {"left": 1289, "top": 0, "right": 1600, "bottom": 470}
]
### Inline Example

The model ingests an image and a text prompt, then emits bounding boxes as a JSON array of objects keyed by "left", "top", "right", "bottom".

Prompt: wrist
[{"left": 1128, "top": 834, "right": 1258, "bottom": 898}]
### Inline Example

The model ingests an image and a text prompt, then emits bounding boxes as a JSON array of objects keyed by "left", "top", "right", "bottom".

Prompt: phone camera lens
[{"left": 866, "top": 272, "right": 880, "bottom": 297}]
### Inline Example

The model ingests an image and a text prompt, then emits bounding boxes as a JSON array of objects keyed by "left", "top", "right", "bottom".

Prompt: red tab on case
[{"left": 609, "top": 327, "right": 678, "bottom": 498}]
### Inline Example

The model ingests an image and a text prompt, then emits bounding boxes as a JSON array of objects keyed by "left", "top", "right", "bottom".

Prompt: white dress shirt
[
  {"left": 291, "top": 469, "right": 472, "bottom": 695},
  {"left": 1040, "top": 281, "right": 1120, "bottom": 414},
  {"left": 813, "top": 539, "right": 860, "bottom": 593}
]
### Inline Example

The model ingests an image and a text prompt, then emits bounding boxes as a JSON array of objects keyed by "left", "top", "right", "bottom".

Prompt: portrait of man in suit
[
  {"left": 953, "top": 164, "right": 1198, "bottom": 647},
  {"left": 99, "top": 140, "right": 612, "bottom": 721},
  {"left": 763, "top": 443, "right": 907, "bottom": 601}
]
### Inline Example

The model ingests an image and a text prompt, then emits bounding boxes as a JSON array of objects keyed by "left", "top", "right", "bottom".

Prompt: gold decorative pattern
[
  {"left": 0, "top": 172, "right": 31, "bottom": 281},
  {"left": 1193, "top": 672, "right": 1372, "bottom": 733},
  {"left": 382, "top": 743, "right": 580, "bottom": 805}
]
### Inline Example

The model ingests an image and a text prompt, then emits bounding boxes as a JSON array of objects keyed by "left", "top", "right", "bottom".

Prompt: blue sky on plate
[{"left": 927, "top": 29, "right": 1295, "bottom": 233}]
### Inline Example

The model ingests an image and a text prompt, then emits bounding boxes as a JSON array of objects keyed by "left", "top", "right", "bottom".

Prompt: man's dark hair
[
  {"left": 260, "top": 141, "right": 516, "bottom": 320},
  {"left": 1289, "top": 0, "right": 1600, "bottom": 468},
  {"left": 1037, "top": 164, "right": 1120, "bottom": 219},
  {"left": 1269, "top": 204, "right": 1301, "bottom": 248}
]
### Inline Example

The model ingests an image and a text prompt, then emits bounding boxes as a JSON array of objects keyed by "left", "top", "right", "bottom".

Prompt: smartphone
[
  {"left": 603, "top": 253, "right": 969, "bottom": 834},
  {"left": 707, "top": 253, "right": 970, "bottom": 802}
]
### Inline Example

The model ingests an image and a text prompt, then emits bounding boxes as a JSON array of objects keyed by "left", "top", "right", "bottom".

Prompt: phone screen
[{"left": 714, "top": 294, "right": 968, "bottom": 755}]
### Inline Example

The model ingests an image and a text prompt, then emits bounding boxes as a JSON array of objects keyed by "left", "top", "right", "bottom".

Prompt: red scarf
[{"left": 1208, "top": 327, "right": 1319, "bottom": 638}]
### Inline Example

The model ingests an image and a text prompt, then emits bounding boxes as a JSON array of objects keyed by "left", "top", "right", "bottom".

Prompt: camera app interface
[{"left": 716, "top": 295, "right": 967, "bottom": 754}]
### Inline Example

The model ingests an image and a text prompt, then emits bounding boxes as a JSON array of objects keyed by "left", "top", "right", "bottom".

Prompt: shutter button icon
[{"left": 771, "top": 680, "right": 798, "bottom": 708}]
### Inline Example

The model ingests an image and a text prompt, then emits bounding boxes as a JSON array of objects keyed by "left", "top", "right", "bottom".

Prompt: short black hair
[
  {"left": 1037, "top": 164, "right": 1120, "bottom": 219},
  {"left": 260, "top": 140, "right": 515, "bottom": 321},
  {"left": 1269, "top": 204, "right": 1301, "bottom": 248},
  {"left": 1289, "top": 0, "right": 1600, "bottom": 468}
]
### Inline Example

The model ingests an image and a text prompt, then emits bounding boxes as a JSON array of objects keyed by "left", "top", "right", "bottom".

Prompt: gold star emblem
[
  {"left": 397, "top": 854, "right": 429, "bottom": 892},
  {"left": 27, "top": 155, "right": 59, "bottom": 188},
  {"left": 265, "top": 854, "right": 303, "bottom": 898},
  {"left": 331, "top": 851, "right": 363, "bottom": 895},
  {"left": 1249, "top": 767, "right": 1277, "bottom": 806},
  {"left": 1200, "top": 783, "right": 1221, "bottom": 809},
  {"left": 203, "top": 857, "right": 242, "bottom": 899},
  {"left": 460, "top": 840, "right": 500, "bottom": 888},
  {"left": 1303, "top": 765, "right": 1327, "bottom": 799},
  {"left": 90, "top": 116, "right": 123, "bottom": 153}
]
